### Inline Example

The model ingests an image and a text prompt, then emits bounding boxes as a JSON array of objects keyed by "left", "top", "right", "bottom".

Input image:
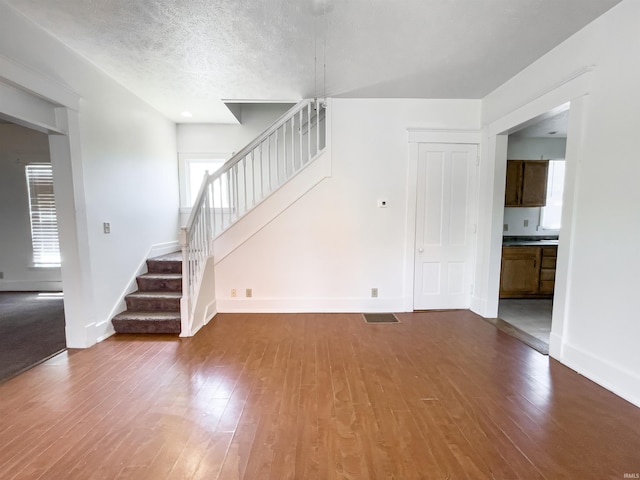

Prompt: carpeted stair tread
[
  {"left": 112, "top": 251, "right": 183, "bottom": 334},
  {"left": 113, "top": 311, "right": 181, "bottom": 321},
  {"left": 138, "top": 273, "right": 182, "bottom": 280},
  {"left": 146, "top": 252, "right": 182, "bottom": 274},
  {"left": 136, "top": 273, "right": 182, "bottom": 292},
  {"left": 126, "top": 291, "right": 181, "bottom": 299},
  {"left": 150, "top": 252, "right": 182, "bottom": 262},
  {"left": 112, "top": 311, "right": 180, "bottom": 334},
  {"left": 125, "top": 291, "right": 181, "bottom": 312}
]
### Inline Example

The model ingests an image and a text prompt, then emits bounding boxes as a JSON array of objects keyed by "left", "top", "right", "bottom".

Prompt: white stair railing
[{"left": 179, "top": 99, "right": 327, "bottom": 336}]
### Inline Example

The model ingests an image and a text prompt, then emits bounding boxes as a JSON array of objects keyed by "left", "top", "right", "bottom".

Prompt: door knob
[{"left": 417, "top": 247, "right": 424, "bottom": 253}]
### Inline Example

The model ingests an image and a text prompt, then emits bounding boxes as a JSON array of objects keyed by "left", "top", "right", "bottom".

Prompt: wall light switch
[
  {"left": 377, "top": 199, "right": 388, "bottom": 208},
  {"left": 103, "top": 222, "right": 111, "bottom": 234}
]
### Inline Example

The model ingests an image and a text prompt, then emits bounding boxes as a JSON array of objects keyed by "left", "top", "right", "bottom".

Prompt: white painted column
[{"left": 49, "top": 108, "right": 97, "bottom": 348}]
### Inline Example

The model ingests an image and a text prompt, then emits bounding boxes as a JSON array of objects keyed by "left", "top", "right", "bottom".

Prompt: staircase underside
[{"left": 112, "top": 252, "right": 182, "bottom": 335}]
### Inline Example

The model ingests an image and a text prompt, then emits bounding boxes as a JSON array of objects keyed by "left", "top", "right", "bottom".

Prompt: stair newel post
[{"left": 178, "top": 226, "right": 190, "bottom": 337}]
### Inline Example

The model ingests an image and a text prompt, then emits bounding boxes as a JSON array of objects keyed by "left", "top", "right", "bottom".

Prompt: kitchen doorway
[{"left": 497, "top": 106, "right": 569, "bottom": 354}]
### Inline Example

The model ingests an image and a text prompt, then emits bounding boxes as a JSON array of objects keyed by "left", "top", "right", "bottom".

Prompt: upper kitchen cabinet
[{"left": 504, "top": 160, "right": 549, "bottom": 207}]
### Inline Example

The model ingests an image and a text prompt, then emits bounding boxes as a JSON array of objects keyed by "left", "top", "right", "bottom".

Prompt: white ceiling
[
  {"left": 512, "top": 109, "right": 570, "bottom": 138},
  {"left": 4, "top": 0, "right": 622, "bottom": 123}
]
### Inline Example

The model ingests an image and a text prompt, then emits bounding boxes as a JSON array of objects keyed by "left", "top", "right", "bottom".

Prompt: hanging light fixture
[{"left": 311, "top": 0, "right": 329, "bottom": 110}]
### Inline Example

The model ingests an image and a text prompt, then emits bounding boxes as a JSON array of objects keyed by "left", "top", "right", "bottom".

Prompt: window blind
[{"left": 25, "top": 164, "right": 61, "bottom": 267}]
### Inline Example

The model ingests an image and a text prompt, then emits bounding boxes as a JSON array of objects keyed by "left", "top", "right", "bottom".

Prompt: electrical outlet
[
  {"left": 231, "top": 288, "right": 237, "bottom": 297},
  {"left": 503, "top": 224, "right": 508, "bottom": 232},
  {"left": 246, "top": 288, "right": 252, "bottom": 298},
  {"left": 524, "top": 219, "right": 529, "bottom": 227},
  {"left": 371, "top": 287, "right": 378, "bottom": 298},
  {"left": 103, "top": 222, "right": 111, "bottom": 234},
  {"left": 0, "top": 272, "right": 3, "bottom": 279}
]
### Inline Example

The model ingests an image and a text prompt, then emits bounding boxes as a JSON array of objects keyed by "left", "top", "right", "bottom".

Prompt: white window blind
[{"left": 25, "top": 164, "right": 61, "bottom": 267}]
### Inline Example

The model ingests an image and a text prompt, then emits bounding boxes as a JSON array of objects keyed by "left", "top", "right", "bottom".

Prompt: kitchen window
[{"left": 540, "top": 160, "right": 565, "bottom": 230}]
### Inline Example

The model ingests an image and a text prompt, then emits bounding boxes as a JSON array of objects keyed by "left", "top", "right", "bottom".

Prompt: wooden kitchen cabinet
[
  {"left": 499, "top": 245, "right": 558, "bottom": 298},
  {"left": 504, "top": 160, "right": 549, "bottom": 207},
  {"left": 500, "top": 247, "right": 541, "bottom": 297},
  {"left": 538, "top": 247, "right": 557, "bottom": 294}
]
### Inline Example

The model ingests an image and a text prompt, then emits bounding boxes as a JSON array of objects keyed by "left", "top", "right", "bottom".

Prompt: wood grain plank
[{"left": 0, "top": 311, "right": 639, "bottom": 479}]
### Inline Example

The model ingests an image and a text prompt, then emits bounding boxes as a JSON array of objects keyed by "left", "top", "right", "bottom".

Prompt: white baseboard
[
  {"left": 560, "top": 341, "right": 640, "bottom": 409},
  {"left": 95, "top": 320, "right": 115, "bottom": 343},
  {"left": 149, "top": 241, "right": 180, "bottom": 258},
  {"left": 216, "top": 297, "right": 405, "bottom": 313},
  {"left": 549, "top": 332, "right": 563, "bottom": 358},
  {"left": 0, "top": 280, "right": 63, "bottom": 291},
  {"left": 190, "top": 299, "right": 217, "bottom": 333},
  {"left": 470, "top": 295, "right": 489, "bottom": 317},
  {"left": 205, "top": 300, "right": 217, "bottom": 324}
]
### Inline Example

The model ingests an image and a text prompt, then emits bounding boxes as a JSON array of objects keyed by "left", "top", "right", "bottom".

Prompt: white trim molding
[
  {"left": 561, "top": 341, "right": 640, "bottom": 409},
  {"left": 407, "top": 129, "right": 481, "bottom": 144},
  {"left": 404, "top": 131, "right": 481, "bottom": 312},
  {"left": 0, "top": 54, "right": 80, "bottom": 111}
]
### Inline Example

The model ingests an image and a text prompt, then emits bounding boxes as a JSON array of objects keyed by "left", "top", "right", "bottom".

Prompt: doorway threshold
[{"left": 483, "top": 317, "right": 549, "bottom": 355}]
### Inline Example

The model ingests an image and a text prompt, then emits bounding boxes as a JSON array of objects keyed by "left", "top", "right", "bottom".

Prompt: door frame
[
  {"left": 1, "top": 55, "right": 97, "bottom": 348},
  {"left": 403, "top": 130, "right": 481, "bottom": 312},
  {"left": 479, "top": 69, "right": 592, "bottom": 360}
]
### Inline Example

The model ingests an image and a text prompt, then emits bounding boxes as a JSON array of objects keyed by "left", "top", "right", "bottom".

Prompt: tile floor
[{"left": 498, "top": 299, "right": 552, "bottom": 344}]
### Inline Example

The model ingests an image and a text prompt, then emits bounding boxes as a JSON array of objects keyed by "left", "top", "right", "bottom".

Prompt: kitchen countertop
[{"left": 502, "top": 236, "right": 559, "bottom": 247}]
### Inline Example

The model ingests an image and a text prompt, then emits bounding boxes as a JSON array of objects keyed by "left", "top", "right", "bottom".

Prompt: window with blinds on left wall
[{"left": 25, "top": 164, "right": 61, "bottom": 267}]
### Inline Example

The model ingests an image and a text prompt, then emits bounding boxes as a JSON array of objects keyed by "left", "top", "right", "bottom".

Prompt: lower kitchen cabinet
[
  {"left": 538, "top": 247, "right": 557, "bottom": 294},
  {"left": 500, "top": 247, "right": 541, "bottom": 297},
  {"left": 499, "top": 245, "right": 557, "bottom": 298}
]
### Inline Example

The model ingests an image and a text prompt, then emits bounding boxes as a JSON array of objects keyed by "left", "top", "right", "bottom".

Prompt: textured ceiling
[
  {"left": 4, "top": 0, "right": 622, "bottom": 123},
  {"left": 512, "top": 110, "right": 570, "bottom": 138}
]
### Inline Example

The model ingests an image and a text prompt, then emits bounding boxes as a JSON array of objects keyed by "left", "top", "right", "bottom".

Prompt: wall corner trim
[
  {"left": 407, "top": 129, "right": 481, "bottom": 144},
  {"left": 0, "top": 53, "right": 81, "bottom": 111}
]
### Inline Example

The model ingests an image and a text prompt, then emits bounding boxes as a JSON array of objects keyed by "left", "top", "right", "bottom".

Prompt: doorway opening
[
  {"left": 497, "top": 106, "right": 569, "bottom": 354},
  {"left": 0, "top": 121, "right": 66, "bottom": 382}
]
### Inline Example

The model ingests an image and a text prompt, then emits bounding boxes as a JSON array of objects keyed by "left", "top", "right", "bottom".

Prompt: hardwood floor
[{"left": 1, "top": 311, "right": 639, "bottom": 479}]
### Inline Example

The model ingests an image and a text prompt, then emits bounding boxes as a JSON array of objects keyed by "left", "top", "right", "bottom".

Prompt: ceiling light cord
[
  {"left": 323, "top": 0, "right": 327, "bottom": 104},
  {"left": 314, "top": 6, "right": 318, "bottom": 107}
]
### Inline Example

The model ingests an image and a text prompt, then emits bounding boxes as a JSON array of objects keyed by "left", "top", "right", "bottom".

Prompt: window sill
[{"left": 29, "top": 265, "right": 62, "bottom": 270}]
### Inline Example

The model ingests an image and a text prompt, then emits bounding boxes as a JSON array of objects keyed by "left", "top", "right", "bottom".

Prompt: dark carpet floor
[{"left": 0, "top": 292, "right": 66, "bottom": 383}]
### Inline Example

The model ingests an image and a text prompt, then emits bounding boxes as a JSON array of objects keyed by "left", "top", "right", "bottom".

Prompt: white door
[{"left": 414, "top": 143, "right": 477, "bottom": 310}]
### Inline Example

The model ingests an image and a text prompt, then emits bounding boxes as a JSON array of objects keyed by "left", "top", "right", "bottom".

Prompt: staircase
[
  {"left": 111, "top": 99, "right": 328, "bottom": 337},
  {"left": 111, "top": 252, "right": 182, "bottom": 334}
]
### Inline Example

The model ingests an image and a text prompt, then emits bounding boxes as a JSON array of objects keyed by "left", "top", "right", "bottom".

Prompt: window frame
[
  {"left": 178, "top": 153, "right": 231, "bottom": 211},
  {"left": 25, "top": 163, "right": 61, "bottom": 269}
]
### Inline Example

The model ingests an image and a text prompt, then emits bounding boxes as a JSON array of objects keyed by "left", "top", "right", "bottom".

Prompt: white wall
[
  {"left": 0, "top": 124, "right": 62, "bottom": 290},
  {"left": 215, "top": 98, "right": 480, "bottom": 312},
  {"left": 0, "top": 2, "right": 180, "bottom": 346},
  {"left": 177, "top": 103, "right": 295, "bottom": 154},
  {"left": 507, "top": 136, "right": 567, "bottom": 161},
  {"left": 503, "top": 136, "right": 567, "bottom": 236},
  {"left": 478, "top": 0, "right": 640, "bottom": 406}
]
